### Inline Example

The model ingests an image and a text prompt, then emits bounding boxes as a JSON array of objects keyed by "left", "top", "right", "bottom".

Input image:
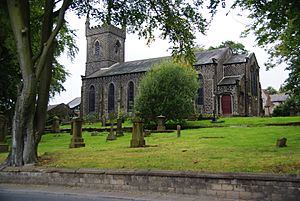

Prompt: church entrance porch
[{"left": 221, "top": 95, "right": 232, "bottom": 115}]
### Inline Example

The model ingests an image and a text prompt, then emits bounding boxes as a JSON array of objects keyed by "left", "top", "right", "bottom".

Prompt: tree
[
  {"left": 135, "top": 60, "right": 199, "bottom": 122},
  {"left": 228, "top": 0, "right": 300, "bottom": 101},
  {"left": 265, "top": 86, "right": 277, "bottom": 95},
  {"left": 209, "top": 40, "right": 248, "bottom": 54},
  {"left": 4, "top": 0, "right": 212, "bottom": 166},
  {"left": 0, "top": 1, "right": 75, "bottom": 112}
]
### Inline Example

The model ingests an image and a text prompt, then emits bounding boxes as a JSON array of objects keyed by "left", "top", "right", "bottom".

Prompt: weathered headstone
[
  {"left": 69, "top": 117, "right": 85, "bottom": 148},
  {"left": 51, "top": 116, "right": 60, "bottom": 133},
  {"left": 101, "top": 115, "right": 106, "bottom": 127},
  {"left": 106, "top": 115, "right": 116, "bottom": 141},
  {"left": 130, "top": 114, "right": 145, "bottom": 147},
  {"left": 144, "top": 130, "right": 151, "bottom": 137},
  {"left": 177, "top": 125, "right": 181, "bottom": 137},
  {"left": 276, "top": 137, "right": 287, "bottom": 147},
  {"left": 157, "top": 115, "right": 166, "bottom": 131},
  {"left": 0, "top": 113, "right": 9, "bottom": 152},
  {"left": 116, "top": 118, "right": 124, "bottom": 137},
  {"left": 91, "top": 131, "right": 98, "bottom": 136}
]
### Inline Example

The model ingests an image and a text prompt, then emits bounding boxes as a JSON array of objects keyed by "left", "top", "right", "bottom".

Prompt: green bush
[
  {"left": 135, "top": 60, "right": 199, "bottom": 122},
  {"left": 273, "top": 95, "right": 300, "bottom": 116}
]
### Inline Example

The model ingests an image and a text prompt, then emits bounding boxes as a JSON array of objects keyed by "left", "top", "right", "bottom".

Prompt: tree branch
[{"left": 35, "top": 0, "right": 71, "bottom": 79}]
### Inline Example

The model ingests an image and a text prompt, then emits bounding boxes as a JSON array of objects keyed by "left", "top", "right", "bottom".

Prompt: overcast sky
[{"left": 50, "top": 1, "right": 289, "bottom": 105}]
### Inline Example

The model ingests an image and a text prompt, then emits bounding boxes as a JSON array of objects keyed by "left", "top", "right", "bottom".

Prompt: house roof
[
  {"left": 224, "top": 54, "right": 249, "bottom": 64},
  {"left": 218, "top": 75, "right": 243, "bottom": 86},
  {"left": 194, "top": 47, "right": 229, "bottom": 65},
  {"left": 86, "top": 48, "right": 231, "bottom": 79},
  {"left": 270, "top": 93, "right": 289, "bottom": 102},
  {"left": 67, "top": 97, "right": 81, "bottom": 109},
  {"left": 47, "top": 104, "right": 59, "bottom": 111}
]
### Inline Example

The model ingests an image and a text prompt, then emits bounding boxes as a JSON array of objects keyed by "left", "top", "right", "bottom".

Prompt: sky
[{"left": 50, "top": 1, "right": 289, "bottom": 105}]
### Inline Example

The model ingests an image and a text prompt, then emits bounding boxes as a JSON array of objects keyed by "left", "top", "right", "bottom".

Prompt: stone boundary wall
[{"left": 0, "top": 167, "right": 299, "bottom": 201}]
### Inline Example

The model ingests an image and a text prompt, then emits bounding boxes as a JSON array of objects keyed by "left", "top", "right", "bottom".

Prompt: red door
[{"left": 222, "top": 95, "right": 232, "bottom": 115}]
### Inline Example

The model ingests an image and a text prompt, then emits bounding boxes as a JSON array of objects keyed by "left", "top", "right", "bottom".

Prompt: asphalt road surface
[
  {"left": 0, "top": 190, "right": 135, "bottom": 201},
  {"left": 0, "top": 184, "right": 205, "bottom": 201}
]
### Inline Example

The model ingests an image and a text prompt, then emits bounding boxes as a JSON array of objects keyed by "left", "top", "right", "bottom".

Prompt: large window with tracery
[
  {"left": 108, "top": 83, "right": 115, "bottom": 113},
  {"left": 127, "top": 81, "right": 134, "bottom": 112},
  {"left": 197, "top": 74, "right": 204, "bottom": 105},
  {"left": 89, "top": 85, "right": 95, "bottom": 112}
]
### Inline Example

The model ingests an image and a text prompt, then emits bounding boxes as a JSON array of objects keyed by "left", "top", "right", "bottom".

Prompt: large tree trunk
[
  {"left": 34, "top": 0, "right": 55, "bottom": 158},
  {"left": 7, "top": 0, "right": 38, "bottom": 166},
  {"left": 6, "top": 0, "right": 69, "bottom": 166}
]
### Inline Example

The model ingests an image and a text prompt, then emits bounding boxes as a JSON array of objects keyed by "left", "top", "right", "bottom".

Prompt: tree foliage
[
  {"left": 135, "top": 60, "right": 199, "bottom": 122},
  {"left": 209, "top": 40, "right": 248, "bottom": 54},
  {"left": 4, "top": 0, "right": 214, "bottom": 166},
  {"left": 0, "top": 1, "right": 76, "bottom": 111},
  {"left": 265, "top": 86, "right": 278, "bottom": 95}
]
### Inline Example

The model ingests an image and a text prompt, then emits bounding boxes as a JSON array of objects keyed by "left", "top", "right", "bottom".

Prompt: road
[
  {"left": 0, "top": 190, "right": 134, "bottom": 201},
  {"left": 0, "top": 184, "right": 206, "bottom": 201}
]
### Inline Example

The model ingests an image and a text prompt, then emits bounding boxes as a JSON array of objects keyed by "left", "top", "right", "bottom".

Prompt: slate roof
[
  {"left": 86, "top": 48, "right": 231, "bottom": 79},
  {"left": 194, "top": 47, "right": 229, "bottom": 65},
  {"left": 87, "top": 56, "right": 168, "bottom": 78},
  {"left": 224, "top": 53, "right": 249, "bottom": 64},
  {"left": 47, "top": 104, "right": 59, "bottom": 111},
  {"left": 270, "top": 93, "right": 289, "bottom": 103},
  {"left": 218, "top": 75, "right": 244, "bottom": 86},
  {"left": 67, "top": 97, "right": 81, "bottom": 109}
]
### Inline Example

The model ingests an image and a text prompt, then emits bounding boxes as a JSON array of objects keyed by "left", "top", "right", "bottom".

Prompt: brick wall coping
[{"left": 1, "top": 166, "right": 299, "bottom": 183}]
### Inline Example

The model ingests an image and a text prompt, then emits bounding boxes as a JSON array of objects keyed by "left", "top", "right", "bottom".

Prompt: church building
[{"left": 81, "top": 23, "right": 263, "bottom": 119}]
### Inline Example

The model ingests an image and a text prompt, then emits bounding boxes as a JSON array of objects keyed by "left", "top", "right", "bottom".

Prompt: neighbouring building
[
  {"left": 47, "top": 103, "right": 74, "bottom": 122},
  {"left": 81, "top": 22, "right": 262, "bottom": 119},
  {"left": 67, "top": 97, "right": 81, "bottom": 116}
]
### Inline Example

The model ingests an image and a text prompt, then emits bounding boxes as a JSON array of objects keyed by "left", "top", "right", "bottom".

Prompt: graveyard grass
[{"left": 0, "top": 117, "right": 300, "bottom": 174}]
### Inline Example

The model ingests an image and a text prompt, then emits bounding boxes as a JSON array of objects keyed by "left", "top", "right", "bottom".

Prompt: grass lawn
[
  {"left": 0, "top": 116, "right": 299, "bottom": 174},
  {"left": 60, "top": 116, "right": 300, "bottom": 129}
]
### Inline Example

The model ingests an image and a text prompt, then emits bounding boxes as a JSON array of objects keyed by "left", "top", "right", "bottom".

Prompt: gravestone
[
  {"left": 276, "top": 137, "right": 287, "bottom": 147},
  {"left": 116, "top": 118, "right": 124, "bottom": 137},
  {"left": 130, "top": 114, "right": 145, "bottom": 147},
  {"left": 69, "top": 117, "right": 85, "bottom": 148},
  {"left": 144, "top": 130, "right": 151, "bottom": 137},
  {"left": 177, "top": 125, "right": 181, "bottom": 137},
  {"left": 157, "top": 115, "right": 166, "bottom": 131},
  {"left": 0, "top": 113, "right": 9, "bottom": 152},
  {"left": 101, "top": 115, "right": 106, "bottom": 127},
  {"left": 51, "top": 116, "right": 60, "bottom": 133},
  {"left": 106, "top": 115, "right": 116, "bottom": 141}
]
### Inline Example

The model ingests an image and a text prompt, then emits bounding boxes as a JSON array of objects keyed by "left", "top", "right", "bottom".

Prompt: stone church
[{"left": 81, "top": 23, "right": 262, "bottom": 119}]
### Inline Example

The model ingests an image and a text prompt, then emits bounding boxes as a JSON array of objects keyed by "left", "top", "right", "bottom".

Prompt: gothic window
[
  {"left": 114, "top": 40, "right": 121, "bottom": 54},
  {"left": 127, "top": 81, "right": 134, "bottom": 112},
  {"left": 108, "top": 83, "right": 115, "bottom": 113},
  {"left": 197, "top": 74, "right": 204, "bottom": 105},
  {"left": 251, "top": 69, "right": 257, "bottom": 96},
  {"left": 95, "top": 41, "right": 100, "bottom": 55},
  {"left": 88, "top": 85, "right": 95, "bottom": 113}
]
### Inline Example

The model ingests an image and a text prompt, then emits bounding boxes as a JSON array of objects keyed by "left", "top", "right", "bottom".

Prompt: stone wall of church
[
  {"left": 217, "top": 85, "right": 239, "bottom": 115},
  {"left": 195, "top": 64, "right": 215, "bottom": 114},
  {"left": 82, "top": 73, "right": 144, "bottom": 118},
  {"left": 224, "top": 63, "right": 246, "bottom": 77}
]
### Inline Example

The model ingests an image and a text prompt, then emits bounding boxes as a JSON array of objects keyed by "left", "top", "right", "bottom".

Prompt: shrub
[{"left": 135, "top": 60, "right": 199, "bottom": 122}]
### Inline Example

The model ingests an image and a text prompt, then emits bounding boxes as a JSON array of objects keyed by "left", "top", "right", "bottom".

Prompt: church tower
[{"left": 85, "top": 19, "right": 126, "bottom": 76}]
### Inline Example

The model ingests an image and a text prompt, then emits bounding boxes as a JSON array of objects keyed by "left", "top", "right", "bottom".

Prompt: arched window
[
  {"left": 95, "top": 41, "right": 100, "bottom": 55},
  {"left": 114, "top": 40, "right": 121, "bottom": 54},
  {"left": 197, "top": 74, "right": 204, "bottom": 105},
  {"left": 251, "top": 69, "right": 258, "bottom": 96},
  {"left": 108, "top": 83, "right": 115, "bottom": 113},
  {"left": 89, "top": 85, "right": 95, "bottom": 112},
  {"left": 127, "top": 81, "right": 134, "bottom": 112}
]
